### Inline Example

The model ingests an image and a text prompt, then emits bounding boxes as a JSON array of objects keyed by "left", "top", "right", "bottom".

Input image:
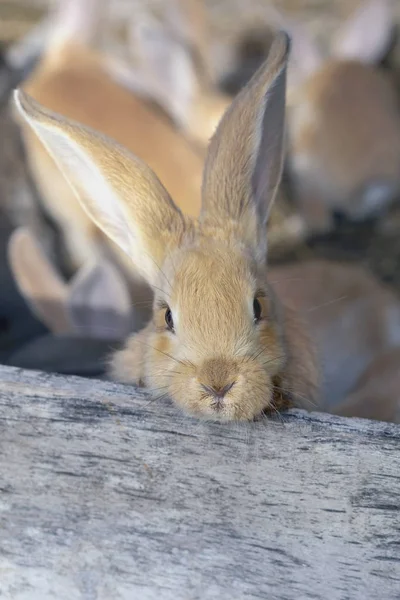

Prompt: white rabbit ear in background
[
  {"left": 46, "top": 0, "right": 104, "bottom": 57},
  {"left": 13, "top": 89, "right": 188, "bottom": 288},
  {"left": 7, "top": 227, "right": 71, "bottom": 334},
  {"left": 129, "top": 13, "right": 198, "bottom": 130},
  {"left": 332, "top": 0, "right": 393, "bottom": 64},
  {"left": 67, "top": 258, "right": 133, "bottom": 340}
]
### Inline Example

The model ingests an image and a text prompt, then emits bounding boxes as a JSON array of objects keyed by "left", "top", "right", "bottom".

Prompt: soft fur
[
  {"left": 14, "top": 32, "right": 322, "bottom": 422},
  {"left": 14, "top": 28, "right": 400, "bottom": 424},
  {"left": 273, "top": 0, "right": 400, "bottom": 232},
  {"left": 334, "top": 349, "right": 400, "bottom": 424},
  {"left": 15, "top": 0, "right": 213, "bottom": 275}
]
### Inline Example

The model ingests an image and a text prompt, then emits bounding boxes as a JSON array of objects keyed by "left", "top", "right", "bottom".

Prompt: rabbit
[
  {"left": 116, "top": 0, "right": 232, "bottom": 151},
  {"left": 333, "top": 348, "right": 400, "bottom": 424},
  {"left": 270, "top": 0, "right": 400, "bottom": 233},
  {"left": 8, "top": 227, "right": 134, "bottom": 341},
  {"left": 14, "top": 0, "right": 206, "bottom": 276},
  {"left": 15, "top": 29, "right": 400, "bottom": 423},
  {"left": 14, "top": 32, "right": 326, "bottom": 422},
  {"left": 268, "top": 259, "right": 400, "bottom": 410}
]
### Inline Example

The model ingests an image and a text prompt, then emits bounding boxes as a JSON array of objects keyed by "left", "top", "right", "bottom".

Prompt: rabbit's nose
[{"left": 201, "top": 382, "right": 235, "bottom": 399}]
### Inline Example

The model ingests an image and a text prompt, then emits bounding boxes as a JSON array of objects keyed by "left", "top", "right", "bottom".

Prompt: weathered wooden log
[{"left": 0, "top": 364, "right": 399, "bottom": 599}]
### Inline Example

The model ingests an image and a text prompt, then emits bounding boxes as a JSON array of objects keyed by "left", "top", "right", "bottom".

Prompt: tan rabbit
[
  {"left": 117, "top": 0, "right": 232, "bottom": 150},
  {"left": 8, "top": 227, "right": 133, "bottom": 340},
  {"left": 269, "top": 260, "right": 400, "bottom": 410},
  {"left": 15, "top": 0, "right": 206, "bottom": 274},
  {"left": 333, "top": 348, "right": 400, "bottom": 424},
  {"left": 14, "top": 33, "right": 325, "bottom": 422},
  {"left": 15, "top": 29, "right": 400, "bottom": 423},
  {"left": 271, "top": 0, "right": 400, "bottom": 233}
]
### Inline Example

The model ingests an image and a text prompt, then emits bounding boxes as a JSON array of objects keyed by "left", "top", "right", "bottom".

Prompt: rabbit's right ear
[
  {"left": 201, "top": 32, "right": 290, "bottom": 262},
  {"left": 332, "top": 0, "right": 393, "bottom": 64},
  {"left": 13, "top": 90, "right": 189, "bottom": 288},
  {"left": 67, "top": 259, "right": 132, "bottom": 340}
]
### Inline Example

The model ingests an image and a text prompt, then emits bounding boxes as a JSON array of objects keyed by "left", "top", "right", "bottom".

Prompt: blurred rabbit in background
[
  {"left": 271, "top": 0, "right": 400, "bottom": 234},
  {"left": 110, "top": 0, "right": 232, "bottom": 151}
]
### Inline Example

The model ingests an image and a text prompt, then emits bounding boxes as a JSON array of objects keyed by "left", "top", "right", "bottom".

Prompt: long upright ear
[
  {"left": 200, "top": 32, "right": 290, "bottom": 261},
  {"left": 332, "top": 0, "right": 393, "bottom": 64},
  {"left": 13, "top": 90, "right": 188, "bottom": 287},
  {"left": 67, "top": 258, "right": 132, "bottom": 340}
]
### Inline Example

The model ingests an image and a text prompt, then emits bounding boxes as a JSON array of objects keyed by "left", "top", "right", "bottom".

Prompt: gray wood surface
[{"left": 0, "top": 365, "right": 399, "bottom": 600}]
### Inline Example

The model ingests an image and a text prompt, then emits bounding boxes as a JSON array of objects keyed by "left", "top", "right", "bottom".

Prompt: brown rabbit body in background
[
  {"left": 276, "top": 0, "right": 400, "bottom": 233},
  {"left": 270, "top": 260, "right": 400, "bottom": 410},
  {"left": 334, "top": 348, "right": 400, "bottom": 423}
]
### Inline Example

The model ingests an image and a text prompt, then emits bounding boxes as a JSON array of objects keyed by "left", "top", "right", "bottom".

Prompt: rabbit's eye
[
  {"left": 253, "top": 298, "right": 262, "bottom": 323},
  {"left": 165, "top": 307, "right": 175, "bottom": 332}
]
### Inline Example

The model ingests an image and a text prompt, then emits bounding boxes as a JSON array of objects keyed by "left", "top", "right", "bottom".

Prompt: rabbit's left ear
[
  {"left": 13, "top": 89, "right": 189, "bottom": 288},
  {"left": 67, "top": 258, "right": 132, "bottom": 340},
  {"left": 332, "top": 0, "right": 393, "bottom": 64}
]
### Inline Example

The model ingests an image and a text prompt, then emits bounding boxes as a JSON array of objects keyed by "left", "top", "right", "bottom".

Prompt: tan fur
[
  {"left": 8, "top": 227, "right": 70, "bottom": 334},
  {"left": 270, "top": 260, "right": 400, "bottom": 409},
  {"left": 15, "top": 26, "right": 400, "bottom": 424},
  {"left": 289, "top": 62, "right": 400, "bottom": 230},
  {"left": 278, "top": 0, "right": 400, "bottom": 232},
  {"left": 15, "top": 33, "right": 321, "bottom": 422},
  {"left": 333, "top": 349, "right": 400, "bottom": 424},
  {"left": 19, "top": 42, "right": 203, "bottom": 271}
]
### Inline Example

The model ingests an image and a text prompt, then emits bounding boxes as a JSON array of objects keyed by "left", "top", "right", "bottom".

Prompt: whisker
[
  {"left": 147, "top": 254, "right": 173, "bottom": 292},
  {"left": 266, "top": 403, "right": 286, "bottom": 425},
  {"left": 272, "top": 384, "right": 318, "bottom": 410},
  {"left": 151, "top": 283, "right": 171, "bottom": 299},
  {"left": 133, "top": 337, "right": 189, "bottom": 368},
  {"left": 128, "top": 300, "right": 154, "bottom": 308},
  {"left": 306, "top": 296, "right": 347, "bottom": 314},
  {"left": 142, "top": 390, "right": 170, "bottom": 409}
]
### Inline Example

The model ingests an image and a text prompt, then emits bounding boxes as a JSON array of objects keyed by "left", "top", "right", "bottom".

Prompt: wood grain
[{"left": 0, "top": 365, "right": 399, "bottom": 599}]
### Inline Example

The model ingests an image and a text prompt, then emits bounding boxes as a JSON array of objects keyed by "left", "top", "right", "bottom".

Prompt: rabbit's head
[{"left": 13, "top": 33, "right": 318, "bottom": 421}]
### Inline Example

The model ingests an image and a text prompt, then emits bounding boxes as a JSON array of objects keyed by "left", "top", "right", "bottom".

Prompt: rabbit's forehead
[{"left": 168, "top": 246, "right": 257, "bottom": 308}]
